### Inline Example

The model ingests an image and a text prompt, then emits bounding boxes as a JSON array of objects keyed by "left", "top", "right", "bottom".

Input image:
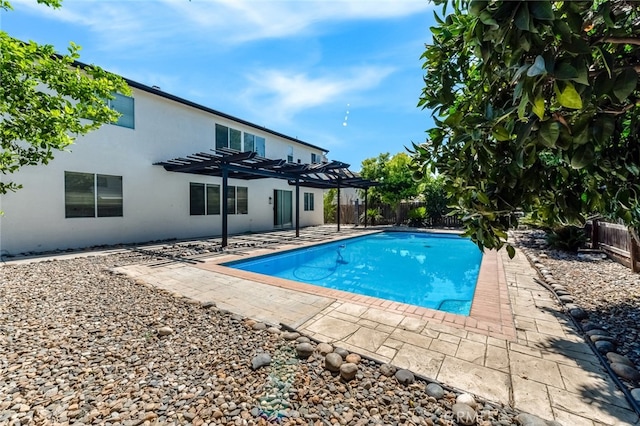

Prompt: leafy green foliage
[
  {"left": 412, "top": 0, "right": 640, "bottom": 256},
  {"left": 323, "top": 188, "right": 337, "bottom": 223},
  {"left": 419, "top": 174, "right": 450, "bottom": 222},
  {"left": 407, "top": 206, "right": 427, "bottom": 227},
  {"left": 0, "top": 0, "right": 130, "bottom": 194},
  {"left": 546, "top": 225, "right": 587, "bottom": 252},
  {"left": 360, "top": 152, "right": 421, "bottom": 224},
  {"left": 360, "top": 208, "right": 383, "bottom": 226}
]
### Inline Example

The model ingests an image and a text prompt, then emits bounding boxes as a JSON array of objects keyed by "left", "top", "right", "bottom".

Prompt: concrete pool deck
[{"left": 109, "top": 227, "right": 638, "bottom": 425}]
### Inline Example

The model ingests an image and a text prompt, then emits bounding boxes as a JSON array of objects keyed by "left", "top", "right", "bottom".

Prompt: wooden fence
[
  {"left": 335, "top": 201, "right": 462, "bottom": 228},
  {"left": 587, "top": 220, "right": 640, "bottom": 272}
]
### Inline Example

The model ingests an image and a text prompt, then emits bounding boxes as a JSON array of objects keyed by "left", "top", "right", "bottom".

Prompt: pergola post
[
  {"left": 295, "top": 178, "right": 300, "bottom": 238},
  {"left": 364, "top": 187, "right": 368, "bottom": 228},
  {"left": 222, "top": 167, "right": 228, "bottom": 247},
  {"left": 337, "top": 180, "right": 341, "bottom": 232}
]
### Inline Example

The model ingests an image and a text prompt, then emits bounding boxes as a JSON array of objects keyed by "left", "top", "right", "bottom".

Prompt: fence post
[
  {"left": 591, "top": 219, "right": 599, "bottom": 249},
  {"left": 631, "top": 233, "right": 639, "bottom": 273}
]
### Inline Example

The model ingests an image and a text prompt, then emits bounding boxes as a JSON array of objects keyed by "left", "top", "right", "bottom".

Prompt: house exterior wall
[{"left": 0, "top": 87, "right": 325, "bottom": 256}]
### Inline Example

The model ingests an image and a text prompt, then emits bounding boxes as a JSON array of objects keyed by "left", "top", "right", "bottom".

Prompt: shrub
[
  {"left": 546, "top": 226, "right": 587, "bottom": 252},
  {"left": 360, "top": 208, "right": 383, "bottom": 226},
  {"left": 407, "top": 207, "right": 427, "bottom": 227}
]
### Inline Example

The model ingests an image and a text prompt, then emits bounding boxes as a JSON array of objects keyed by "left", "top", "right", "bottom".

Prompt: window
[
  {"left": 230, "top": 128, "right": 242, "bottom": 151},
  {"left": 108, "top": 93, "right": 134, "bottom": 129},
  {"left": 244, "top": 132, "right": 266, "bottom": 157},
  {"left": 287, "top": 146, "right": 294, "bottom": 163},
  {"left": 97, "top": 174, "right": 123, "bottom": 217},
  {"left": 216, "top": 124, "right": 244, "bottom": 151},
  {"left": 215, "top": 124, "right": 229, "bottom": 150},
  {"left": 190, "top": 183, "right": 220, "bottom": 215},
  {"left": 311, "top": 153, "right": 319, "bottom": 164},
  {"left": 226, "top": 186, "right": 248, "bottom": 215},
  {"left": 237, "top": 186, "right": 248, "bottom": 214},
  {"left": 304, "top": 192, "right": 315, "bottom": 211},
  {"left": 65, "top": 172, "right": 123, "bottom": 218}
]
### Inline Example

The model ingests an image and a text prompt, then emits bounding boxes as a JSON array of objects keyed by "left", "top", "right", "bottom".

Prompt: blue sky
[{"left": 2, "top": 0, "right": 436, "bottom": 170}]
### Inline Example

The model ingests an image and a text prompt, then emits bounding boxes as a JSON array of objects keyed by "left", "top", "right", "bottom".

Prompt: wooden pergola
[{"left": 154, "top": 148, "right": 378, "bottom": 247}]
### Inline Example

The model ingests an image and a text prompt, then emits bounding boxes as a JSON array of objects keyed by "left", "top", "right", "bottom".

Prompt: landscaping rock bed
[{"left": 0, "top": 252, "right": 557, "bottom": 425}]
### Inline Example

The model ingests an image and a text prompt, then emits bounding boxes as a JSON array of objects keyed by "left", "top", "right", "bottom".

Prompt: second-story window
[
  {"left": 243, "top": 132, "right": 266, "bottom": 157},
  {"left": 108, "top": 93, "right": 134, "bottom": 129}
]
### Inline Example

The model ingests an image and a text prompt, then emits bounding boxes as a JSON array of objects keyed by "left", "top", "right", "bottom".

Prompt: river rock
[
  {"left": 451, "top": 403, "right": 476, "bottom": 425},
  {"left": 515, "top": 413, "right": 549, "bottom": 426},
  {"left": 252, "top": 322, "right": 267, "bottom": 331},
  {"left": 340, "top": 363, "right": 358, "bottom": 381},
  {"left": 586, "top": 329, "right": 610, "bottom": 337},
  {"left": 569, "top": 307, "right": 588, "bottom": 320},
  {"left": 607, "top": 352, "right": 635, "bottom": 366},
  {"left": 334, "top": 347, "right": 349, "bottom": 359},
  {"left": 610, "top": 362, "right": 640, "bottom": 381},
  {"left": 325, "top": 353, "right": 343, "bottom": 372},
  {"left": 296, "top": 342, "right": 314, "bottom": 358},
  {"left": 251, "top": 353, "right": 271, "bottom": 370},
  {"left": 395, "top": 369, "right": 415, "bottom": 385},
  {"left": 631, "top": 388, "right": 640, "bottom": 403},
  {"left": 316, "top": 342, "right": 333, "bottom": 355},
  {"left": 282, "top": 331, "right": 300, "bottom": 340},
  {"left": 345, "top": 353, "right": 361, "bottom": 364},
  {"left": 558, "top": 295, "right": 573, "bottom": 303},
  {"left": 456, "top": 393, "right": 477, "bottom": 408},
  {"left": 157, "top": 326, "right": 173, "bottom": 336},
  {"left": 595, "top": 341, "right": 615, "bottom": 354},
  {"left": 380, "top": 364, "right": 396, "bottom": 377},
  {"left": 426, "top": 383, "right": 444, "bottom": 399}
]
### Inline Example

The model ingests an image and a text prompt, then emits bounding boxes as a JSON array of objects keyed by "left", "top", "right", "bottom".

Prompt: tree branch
[
  {"left": 598, "top": 37, "right": 640, "bottom": 46},
  {"left": 589, "top": 64, "right": 640, "bottom": 76}
]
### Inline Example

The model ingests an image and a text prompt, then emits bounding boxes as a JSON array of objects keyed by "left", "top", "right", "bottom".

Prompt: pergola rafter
[{"left": 154, "top": 148, "right": 378, "bottom": 246}]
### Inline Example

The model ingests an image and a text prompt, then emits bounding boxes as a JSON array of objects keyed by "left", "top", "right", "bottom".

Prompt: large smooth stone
[
  {"left": 451, "top": 403, "right": 476, "bottom": 425},
  {"left": 395, "top": 369, "right": 415, "bottom": 385},
  {"left": 610, "top": 362, "right": 640, "bottom": 381},
  {"left": 324, "top": 353, "right": 343, "bottom": 372}
]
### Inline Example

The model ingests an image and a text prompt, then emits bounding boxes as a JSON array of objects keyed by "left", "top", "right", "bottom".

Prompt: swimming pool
[{"left": 223, "top": 232, "right": 482, "bottom": 315}]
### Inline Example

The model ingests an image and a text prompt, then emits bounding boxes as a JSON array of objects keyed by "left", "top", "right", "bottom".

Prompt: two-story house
[{"left": 0, "top": 76, "right": 338, "bottom": 256}]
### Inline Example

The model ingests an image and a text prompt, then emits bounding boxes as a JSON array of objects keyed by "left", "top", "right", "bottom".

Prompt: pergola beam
[{"left": 154, "top": 148, "right": 378, "bottom": 246}]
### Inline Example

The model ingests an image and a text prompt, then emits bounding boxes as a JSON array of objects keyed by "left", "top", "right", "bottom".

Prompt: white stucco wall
[{"left": 0, "top": 87, "right": 325, "bottom": 255}]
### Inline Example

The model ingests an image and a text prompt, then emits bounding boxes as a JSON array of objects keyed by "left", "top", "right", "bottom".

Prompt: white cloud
[
  {"left": 238, "top": 65, "right": 395, "bottom": 123},
  {"left": 11, "top": 0, "right": 433, "bottom": 50}
]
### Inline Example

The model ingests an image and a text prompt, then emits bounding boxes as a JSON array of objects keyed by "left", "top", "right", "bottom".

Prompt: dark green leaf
[
  {"left": 570, "top": 144, "right": 594, "bottom": 169},
  {"left": 515, "top": 3, "right": 530, "bottom": 31},
  {"left": 529, "top": 1, "right": 554, "bottom": 20},
  {"left": 468, "top": 0, "right": 488, "bottom": 17},
  {"left": 613, "top": 69, "right": 638, "bottom": 102},
  {"left": 554, "top": 62, "right": 578, "bottom": 80},
  {"left": 506, "top": 245, "right": 516, "bottom": 259},
  {"left": 539, "top": 121, "right": 560, "bottom": 147}
]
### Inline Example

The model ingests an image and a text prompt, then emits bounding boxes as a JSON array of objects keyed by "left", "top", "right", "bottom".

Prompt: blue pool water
[{"left": 224, "top": 232, "right": 483, "bottom": 315}]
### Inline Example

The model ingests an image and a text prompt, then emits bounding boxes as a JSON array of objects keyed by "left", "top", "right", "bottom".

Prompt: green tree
[
  {"left": 410, "top": 0, "right": 640, "bottom": 255},
  {"left": 323, "top": 188, "right": 337, "bottom": 223},
  {"left": 0, "top": 0, "right": 130, "bottom": 195},
  {"left": 419, "top": 174, "right": 450, "bottom": 223},
  {"left": 360, "top": 152, "right": 421, "bottom": 225}
]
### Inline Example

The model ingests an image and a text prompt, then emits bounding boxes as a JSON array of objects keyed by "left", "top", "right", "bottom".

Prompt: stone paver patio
[{"left": 115, "top": 227, "right": 639, "bottom": 426}]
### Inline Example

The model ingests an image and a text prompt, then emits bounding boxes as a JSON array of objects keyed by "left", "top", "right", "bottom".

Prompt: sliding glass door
[{"left": 274, "top": 189, "right": 293, "bottom": 228}]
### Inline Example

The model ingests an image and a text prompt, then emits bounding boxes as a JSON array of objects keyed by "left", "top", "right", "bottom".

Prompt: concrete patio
[{"left": 114, "top": 228, "right": 639, "bottom": 425}]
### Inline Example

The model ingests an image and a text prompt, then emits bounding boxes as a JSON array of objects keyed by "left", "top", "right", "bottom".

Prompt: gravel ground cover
[{"left": 0, "top": 251, "right": 553, "bottom": 426}]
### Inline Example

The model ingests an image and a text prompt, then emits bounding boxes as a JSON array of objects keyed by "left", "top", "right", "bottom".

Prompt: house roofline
[{"left": 74, "top": 59, "right": 329, "bottom": 154}]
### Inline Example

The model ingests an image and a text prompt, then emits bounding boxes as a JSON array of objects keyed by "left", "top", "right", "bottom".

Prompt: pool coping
[{"left": 196, "top": 229, "right": 516, "bottom": 341}]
